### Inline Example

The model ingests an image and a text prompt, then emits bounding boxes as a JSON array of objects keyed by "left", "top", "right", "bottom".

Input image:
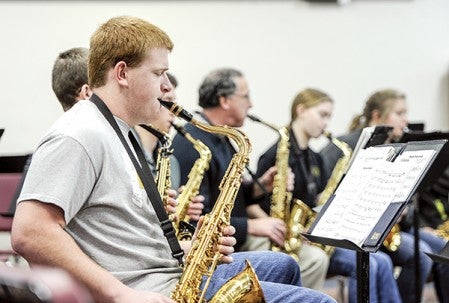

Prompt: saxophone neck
[
  {"left": 247, "top": 113, "right": 280, "bottom": 133},
  {"left": 324, "top": 130, "right": 352, "bottom": 157},
  {"left": 173, "top": 122, "right": 212, "bottom": 158},
  {"left": 139, "top": 123, "right": 171, "bottom": 146}
]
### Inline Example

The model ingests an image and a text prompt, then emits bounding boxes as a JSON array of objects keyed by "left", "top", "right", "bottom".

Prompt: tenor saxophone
[
  {"left": 139, "top": 124, "right": 172, "bottom": 208},
  {"left": 159, "top": 99, "right": 265, "bottom": 303},
  {"left": 247, "top": 114, "right": 304, "bottom": 261},
  {"left": 172, "top": 122, "right": 212, "bottom": 240}
]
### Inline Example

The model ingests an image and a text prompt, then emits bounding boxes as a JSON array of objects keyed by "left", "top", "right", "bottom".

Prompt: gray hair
[{"left": 198, "top": 68, "right": 243, "bottom": 108}]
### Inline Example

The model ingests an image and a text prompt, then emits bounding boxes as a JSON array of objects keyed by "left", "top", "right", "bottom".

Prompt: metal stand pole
[
  {"left": 413, "top": 195, "right": 422, "bottom": 303},
  {"left": 356, "top": 251, "right": 370, "bottom": 303}
]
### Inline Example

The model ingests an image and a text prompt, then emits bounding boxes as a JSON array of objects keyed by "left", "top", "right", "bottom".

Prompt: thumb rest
[
  {"left": 160, "top": 100, "right": 265, "bottom": 303},
  {"left": 172, "top": 122, "right": 212, "bottom": 240}
]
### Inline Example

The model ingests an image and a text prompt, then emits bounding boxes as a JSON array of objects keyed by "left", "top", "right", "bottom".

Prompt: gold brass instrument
[
  {"left": 434, "top": 198, "right": 449, "bottom": 240},
  {"left": 139, "top": 124, "right": 172, "bottom": 208},
  {"left": 172, "top": 122, "right": 212, "bottom": 240},
  {"left": 436, "top": 220, "right": 449, "bottom": 240},
  {"left": 209, "top": 260, "right": 264, "bottom": 303},
  {"left": 319, "top": 131, "right": 402, "bottom": 252},
  {"left": 308, "top": 131, "right": 353, "bottom": 255},
  {"left": 159, "top": 99, "right": 265, "bottom": 303},
  {"left": 316, "top": 131, "right": 352, "bottom": 207},
  {"left": 383, "top": 224, "right": 402, "bottom": 251},
  {"left": 247, "top": 114, "right": 304, "bottom": 261}
]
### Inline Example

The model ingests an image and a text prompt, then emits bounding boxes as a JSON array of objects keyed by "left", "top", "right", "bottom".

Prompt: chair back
[
  {"left": 0, "top": 173, "right": 22, "bottom": 231},
  {"left": 0, "top": 265, "right": 94, "bottom": 303}
]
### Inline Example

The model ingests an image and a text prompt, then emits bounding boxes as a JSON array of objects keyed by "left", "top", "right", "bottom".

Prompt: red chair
[
  {"left": 0, "top": 173, "right": 23, "bottom": 263},
  {"left": 0, "top": 173, "right": 22, "bottom": 227},
  {"left": 0, "top": 264, "right": 94, "bottom": 303}
]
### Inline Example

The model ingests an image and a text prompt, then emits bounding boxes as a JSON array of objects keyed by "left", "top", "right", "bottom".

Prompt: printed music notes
[{"left": 312, "top": 145, "right": 435, "bottom": 247}]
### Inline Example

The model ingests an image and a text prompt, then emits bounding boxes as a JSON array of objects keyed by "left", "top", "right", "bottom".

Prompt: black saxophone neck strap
[{"left": 90, "top": 94, "right": 184, "bottom": 265}]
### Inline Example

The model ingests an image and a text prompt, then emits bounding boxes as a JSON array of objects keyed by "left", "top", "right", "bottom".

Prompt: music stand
[
  {"left": 398, "top": 131, "right": 449, "bottom": 301},
  {"left": 304, "top": 140, "right": 446, "bottom": 303},
  {"left": 364, "top": 126, "right": 393, "bottom": 148}
]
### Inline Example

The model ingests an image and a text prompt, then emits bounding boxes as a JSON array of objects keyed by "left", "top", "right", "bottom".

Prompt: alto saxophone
[
  {"left": 172, "top": 122, "right": 212, "bottom": 240},
  {"left": 139, "top": 124, "right": 172, "bottom": 208},
  {"left": 309, "top": 131, "right": 353, "bottom": 255},
  {"left": 247, "top": 114, "right": 304, "bottom": 261},
  {"left": 159, "top": 99, "right": 265, "bottom": 303},
  {"left": 316, "top": 131, "right": 352, "bottom": 207}
]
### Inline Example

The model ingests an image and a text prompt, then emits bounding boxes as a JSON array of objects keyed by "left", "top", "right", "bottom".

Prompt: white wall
[{"left": 0, "top": 0, "right": 448, "bottom": 170}]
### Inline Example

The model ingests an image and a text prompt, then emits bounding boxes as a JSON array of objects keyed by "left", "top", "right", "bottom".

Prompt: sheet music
[
  {"left": 345, "top": 126, "right": 375, "bottom": 172},
  {"left": 392, "top": 149, "right": 435, "bottom": 201},
  {"left": 311, "top": 146, "right": 434, "bottom": 247}
]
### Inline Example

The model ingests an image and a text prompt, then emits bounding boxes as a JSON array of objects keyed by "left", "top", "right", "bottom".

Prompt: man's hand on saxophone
[
  {"left": 254, "top": 166, "right": 295, "bottom": 197},
  {"left": 178, "top": 216, "right": 237, "bottom": 264},
  {"left": 165, "top": 186, "right": 205, "bottom": 222},
  {"left": 217, "top": 224, "right": 237, "bottom": 264},
  {"left": 164, "top": 188, "right": 178, "bottom": 215},
  {"left": 247, "top": 217, "right": 287, "bottom": 247},
  {"left": 183, "top": 191, "right": 205, "bottom": 221}
]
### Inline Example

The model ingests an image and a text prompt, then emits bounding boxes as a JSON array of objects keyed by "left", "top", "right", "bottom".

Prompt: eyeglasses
[{"left": 231, "top": 93, "right": 250, "bottom": 100}]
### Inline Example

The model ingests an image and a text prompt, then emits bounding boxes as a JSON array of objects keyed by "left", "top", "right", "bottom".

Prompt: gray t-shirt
[{"left": 18, "top": 100, "right": 181, "bottom": 295}]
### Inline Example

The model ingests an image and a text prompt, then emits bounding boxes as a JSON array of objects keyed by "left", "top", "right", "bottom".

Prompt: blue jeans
[
  {"left": 328, "top": 247, "right": 401, "bottom": 303},
  {"left": 205, "top": 251, "right": 336, "bottom": 303},
  {"left": 413, "top": 229, "right": 449, "bottom": 303},
  {"left": 383, "top": 231, "right": 433, "bottom": 303}
]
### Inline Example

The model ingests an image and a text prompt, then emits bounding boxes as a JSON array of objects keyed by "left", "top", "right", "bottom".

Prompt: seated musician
[
  {"left": 320, "top": 88, "right": 449, "bottom": 303},
  {"left": 11, "top": 16, "right": 335, "bottom": 303}
]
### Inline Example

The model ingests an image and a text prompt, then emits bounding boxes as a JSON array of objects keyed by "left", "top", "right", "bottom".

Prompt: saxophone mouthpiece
[
  {"left": 247, "top": 113, "right": 262, "bottom": 123},
  {"left": 158, "top": 99, "right": 193, "bottom": 122}
]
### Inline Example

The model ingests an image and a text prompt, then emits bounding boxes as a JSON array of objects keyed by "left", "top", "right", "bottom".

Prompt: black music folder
[
  {"left": 427, "top": 241, "right": 449, "bottom": 265},
  {"left": 399, "top": 131, "right": 449, "bottom": 191},
  {"left": 304, "top": 140, "right": 447, "bottom": 253},
  {"left": 0, "top": 128, "right": 4, "bottom": 140}
]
